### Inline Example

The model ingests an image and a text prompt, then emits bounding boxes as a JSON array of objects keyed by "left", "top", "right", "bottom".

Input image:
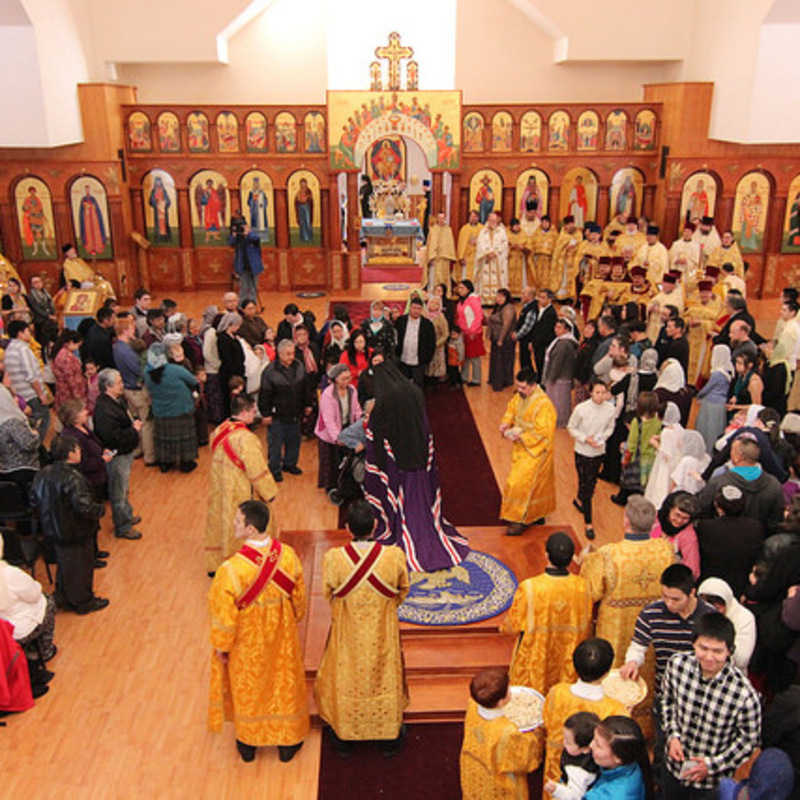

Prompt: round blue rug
[{"left": 398, "top": 551, "right": 517, "bottom": 626}]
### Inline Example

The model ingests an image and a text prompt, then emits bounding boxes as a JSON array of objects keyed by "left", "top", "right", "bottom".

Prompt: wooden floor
[{"left": 1, "top": 284, "right": 779, "bottom": 798}]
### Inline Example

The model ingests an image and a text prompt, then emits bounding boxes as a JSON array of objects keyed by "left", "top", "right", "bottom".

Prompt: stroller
[{"left": 328, "top": 447, "right": 366, "bottom": 506}]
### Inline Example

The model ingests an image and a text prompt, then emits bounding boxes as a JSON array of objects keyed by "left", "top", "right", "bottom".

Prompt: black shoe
[
  {"left": 532, "top": 517, "right": 546, "bottom": 525},
  {"left": 130, "top": 516, "right": 142, "bottom": 526},
  {"left": 32, "top": 683, "right": 49, "bottom": 699},
  {"left": 506, "top": 523, "right": 526, "bottom": 536},
  {"left": 44, "top": 645, "right": 57, "bottom": 662},
  {"left": 33, "top": 669, "right": 55, "bottom": 684},
  {"left": 159, "top": 464, "right": 172, "bottom": 473},
  {"left": 179, "top": 461, "right": 197, "bottom": 473},
  {"left": 381, "top": 724, "right": 407, "bottom": 758},
  {"left": 76, "top": 597, "right": 110, "bottom": 615},
  {"left": 278, "top": 742, "right": 303, "bottom": 762},
  {"left": 96, "top": 550, "right": 110, "bottom": 559},
  {"left": 207, "top": 571, "right": 216, "bottom": 578},
  {"left": 94, "top": 559, "right": 107, "bottom": 569},
  {"left": 331, "top": 730, "right": 354, "bottom": 759},
  {"left": 572, "top": 498, "right": 584, "bottom": 514},
  {"left": 236, "top": 740, "right": 256, "bottom": 762},
  {"left": 585, "top": 527, "right": 596, "bottom": 540},
  {"left": 272, "top": 472, "right": 283, "bottom": 483},
  {"left": 284, "top": 465, "right": 302, "bottom": 476},
  {"left": 115, "top": 529, "right": 142, "bottom": 540}
]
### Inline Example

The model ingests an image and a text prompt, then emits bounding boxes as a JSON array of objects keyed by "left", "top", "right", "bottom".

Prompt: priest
[
  {"left": 475, "top": 211, "right": 509, "bottom": 304},
  {"left": 62, "top": 242, "right": 116, "bottom": 298},
  {"left": 685, "top": 278, "right": 723, "bottom": 385},
  {"left": 314, "top": 499, "right": 410, "bottom": 757},
  {"left": 630, "top": 224, "right": 668, "bottom": 286},
  {"left": 692, "top": 215, "right": 721, "bottom": 268},
  {"left": 707, "top": 229, "right": 745, "bottom": 279},
  {"left": 208, "top": 500, "right": 309, "bottom": 763},
  {"left": 612, "top": 216, "right": 646, "bottom": 262},
  {"left": 645, "top": 271, "right": 684, "bottom": 343},
  {"left": 550, "top": 215, "right": 582, "bottom": 300},
  {"left": 530, "top": 214, "right": 558, "bottom": 291},
  {"left": 668, "top": 221, "right": 701, "bottom": 286},
  {"left": 424, "top": 211, "right": 457, "bottom": 291},
  {"left": 574, "top": 223, "right": 609, "bottom": 294},
  {"left": 506, "top": 217, "right": 527, "bottom": 296},
  {"left": 204, "top": 394, "right": 278, "bottom": 575},
  {"left": 457, "top": 210, "right": 481, "bottom": 282}
]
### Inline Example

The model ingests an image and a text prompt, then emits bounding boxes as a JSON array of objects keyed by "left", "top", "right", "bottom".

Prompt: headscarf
[
  {"left": 163, "top": 332, "right": 183, "bottom": 351},
  {"left": 369, "top": 361, "right": 427, "bottom": 471},
  {"left": 638, "top": 348, "right": 658, "bottom": 374},
  {"left": 663, "top": 401, "right": 681, "bottom": 426},
  {"left": 710, "top": 344, "right": 734, "bottom": 377},
  {"left": 426, "top": 297, "right": 442, "bottom": 319},
  {"left": 697, "top": 577, "right": 757, "bottom": 672},
  {"left": 327, "top": 363, "right": 349, "bottom": 382},
  {"left": 329, "top": 320, "right": 349, "bottom": 344},
  {"left": 200, "top": 305, "right": 218, "bottom": 335},
  {"left": 657, "top": 491, "right": 695, "bottom": 537},
  {"left": 0, "top": 384, "right": 27, "bottom": 426},
  {"left": 217, "top": 312, "right": 242, "bottom": 334},
  {"left": 294, "top": 329, "right": 318, "bottom": 374},
  {"left": 146, "top": 342, "right": 168, "bottom": 370},
  {"left": 655, "top": 358, "right": 685, "bottom": 393},
  {"left": 744, "top": 403, "right": 764, "bottom": 427},
  {"left": 671, "top": 430, "right": 711, "bottom": 493},
  {"left": 167, "top": 313, "right": 186, "bottom": 334}
]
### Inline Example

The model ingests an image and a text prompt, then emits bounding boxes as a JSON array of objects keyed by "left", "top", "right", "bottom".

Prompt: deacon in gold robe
[
  {"left": 314, "top": 500, "right": 410, "bottom": 751},
  {"left": 457, "top": 210, "right": 481, "bottom": 282},
  {"left": 707, "top": 230, "right": 745, "bottom": 279},
  {"left": 613, "top": 216, "right": 646, "bottom": 262},
  {"left": 500, "top": 372, "right": 557, "bottom": 535},
  {"left": 668, "top": 222, "right": 701, "bottom": 287},
  {"left": 685, "top": 279, "right": 723, "bottom": 385},
  {"left": 208, "top": 500, "right": 309, "bottom": 762},
  {"left": 530, "top": 215, "right": 558, "bottom": 291},
  {"left": 501, "top": 533, "right": 592, "bottom": 696},
  {"left": 476, "top": 212, "right": 509, "bottom": 305},
  {"left": 704, "top": 265, "right": 727, "bottom": 304},
  {"left": 541, "top": 640, "right": 627, "bottom": 800},
  {"left": 580, "top": 257, "right": 612, "bottom": 321},
  {"left": 550, "top": 216, "right": 582, "bottom": 300},
  {"left": 519, "top": 202, "right": 540, "bottom": 241},
  {"left": 645, "top": 272, "right": 684, "bottom": 343},
  {"left": 460, "top": 668, "right": 543, "bottom": 800},
  {"left": 603, "top": 211, "right": 628, "bottom": 240},
  {"left": 204, "top": 395, "right": 278, "bottom": 574},
  {"left": 507, "top": 218, "right": 528, "bottom": 296},
  {"left": 620, "top": 265, "right": 657, "bottom": 319},
  {"left": 578, "top": 496, "right": 673, "bottom": 737},
  {"left": 62, "top": 242, "right": 116, "bottom": 298},
  {"left": 629, "top": 224, "right": 668, "bottom": 286},
  {"left": 425, "top": 212, "right": 457, "bottom": 291},
  {"left": 574, "top": 223, "right": 609, "bottom": 291},
  {"left": 692, "top": 216, "right": 721, "bottom": 268}
]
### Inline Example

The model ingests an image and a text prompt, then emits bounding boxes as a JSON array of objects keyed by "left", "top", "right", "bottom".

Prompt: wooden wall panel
[
  {"left": 260, "top": 249, "right": 279, "bottom": 292},
  {"left": 289, "top": 250, "right": 326, "bottom": 288},
  {"left": 147, "top": 250, "right": 183, "bottom": 290}
]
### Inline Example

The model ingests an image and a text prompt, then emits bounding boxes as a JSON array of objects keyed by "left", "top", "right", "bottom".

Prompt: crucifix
[{"left": 375, "top": 32, "right": 414, "bottom": 92}]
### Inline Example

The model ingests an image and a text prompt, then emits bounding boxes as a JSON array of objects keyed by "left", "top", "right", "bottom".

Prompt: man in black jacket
[
  {"left": 394, "top": 296, "right": 435, "bottom": 387},
  {"left": 31, "top": 434, "right": 108, "bottom": 614},
  {"left": 93, "top": 368, "right": 143, "bottom": 540},
  {"left": 258, "top": 340, "right": 313, "bottom": 482},
  {"left": 713, "top": 292, "right": 764, "bottom": 347},
  {"left": 83, "top": 306, "right": 116, "bottom": 369},
  {"left": 512, "top": 286, "right": 538, "bottom": 373},
  {"left": 531, "top": 288, "right": 557, "bottom": 378},
  {"left": 658, "top": 316, "right": 690, "bottom": 375}
]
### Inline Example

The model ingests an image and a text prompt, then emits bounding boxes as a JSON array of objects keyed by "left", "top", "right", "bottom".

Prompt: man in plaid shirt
[{"left": 660, "top": 612, "right": 761, "bottom": 799}]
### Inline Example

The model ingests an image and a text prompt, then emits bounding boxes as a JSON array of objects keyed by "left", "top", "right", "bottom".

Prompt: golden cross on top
[{"left": 375, "top": 32, "right": 414, "bottom": 91}]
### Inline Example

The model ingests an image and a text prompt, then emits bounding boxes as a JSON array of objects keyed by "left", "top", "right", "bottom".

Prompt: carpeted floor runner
[{"left": 317, "top": 722, "right": 542, "bottom": 799}]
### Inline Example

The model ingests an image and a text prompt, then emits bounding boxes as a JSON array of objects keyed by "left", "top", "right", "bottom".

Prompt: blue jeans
[
  {"left": 107, "top": 452, "right": 134, "bottom": 535},
  {"left": 267, "top": 419, "right": 300, "bottom": 476},
  {"left": 27, "top": 396, "right": 51, "bottom": 439}
]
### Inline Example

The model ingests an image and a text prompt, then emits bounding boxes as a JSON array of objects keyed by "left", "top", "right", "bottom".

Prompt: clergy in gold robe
[
  {"left": 476, "top": 212, "right": 509, "bottom": 305},
  {"left": 602, "top": 263, "right": 632, "bottom": 308},
  {"left": 507, "top": 219, "right": 527, "bottom": 296},
  {"left": 645, "top": 273, "right": 684, "bottom": 343},
  {"left": 530, "top": 215, "right": 558, "bottom": 291},
  {"left": 574, "top": 224, "right": 609, "bottom": 290},
  {"left": 541, "top": 639, "right": 627, "bottom": 799},
  {"left": 208, "top": 500, "right": 309, "bottom": 761},
  {"left": 457, "top": 211, "right": 482, "bottom": 282},
  {"left": 629, "top": 225, "right": 668, "bottom": 286},
  {"left": 204, "top": 396, "right": 278, "bottom": 573},
  {"left": 707, "top": 230, "right": 745, "bottom": 279},
  {"left": 685, "top": 280, "right": 723, "bottom": 384},
  {"left": 0, "top": 251, "right": 23, "bottom": 293},
  {"left": 603, "top": 212, "right": 627, "bottom": 240},
  {"left": 460, "top": 668, "right": 543, "bottom": 800},
  {"left": 613, "top": 217, "right": 646, "bottom": 262},
  {"left": 580, "top": 257, "right": 612, "bottom": 320},
  {"left": 668, "top": 222, "right": 701, "bottom": 286},
  {"left": 578, "top": 496, "right": 673, "bottom": 737},
  {"left": 550, "top": 216, "right": 582, "bottom": 300},
  {"left": 62, "top": 243, "right": 116, "bottom": 298},
  {"left": 500, "top": 372, "right": 557, "bottom": 535},
  {"left": 692, "top": 217, "right": 721, "bottom": 268},
  {"left": 314, "top": 500, "right": 410, "bottom": 747},
  {"left": 502, "top": 533, "right": 592, "bottom": 696},
  {"left": 620, "top": 266, "right": 656, "bottom": 319},
  {"left": 425, "top": 212, "right": 457, "bottom": 291}
]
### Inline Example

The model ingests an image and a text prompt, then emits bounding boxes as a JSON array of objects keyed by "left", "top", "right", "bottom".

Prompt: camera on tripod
[{"left": 230, "top": 213, "right": 246, "bottom": 237}]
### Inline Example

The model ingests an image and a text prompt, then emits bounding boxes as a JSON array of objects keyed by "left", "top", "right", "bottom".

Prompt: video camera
[{"left": 230, "top": 213, "right": 246, "bottom": 237}]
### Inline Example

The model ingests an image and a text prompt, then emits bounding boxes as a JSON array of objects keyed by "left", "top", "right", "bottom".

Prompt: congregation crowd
[{"left": 1, "top": 205, "right": 800, "bottom": 800}]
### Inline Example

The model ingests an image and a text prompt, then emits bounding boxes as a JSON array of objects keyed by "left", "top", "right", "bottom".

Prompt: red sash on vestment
[
  {"left": 212, "top": 420, "right": 249, "bottom": 471},
  {"left": 235, "top": 540, "right": 295, "bottom": 609},
  {"left": 332, "top": 542, "right": 398, "bottom": 599}
]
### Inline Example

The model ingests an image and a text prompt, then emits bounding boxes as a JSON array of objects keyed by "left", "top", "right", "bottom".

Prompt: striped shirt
[
  {"left": 626, "top": 598, "right": 714, "bottom": 694},
  {"left": 4, "top": 339, "right": 43, "bottom": 401}
]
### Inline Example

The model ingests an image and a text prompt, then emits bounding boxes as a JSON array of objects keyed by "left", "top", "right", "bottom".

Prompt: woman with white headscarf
[
  {"left": 645, "top": 401, "right": 685, "bottom": 509},
  {"left": 654, "top": 357, "right": 691, "bottom": 424},
  {"left": 0, "top": 384, "right": 40, "bottom": 484},
  {"left": 671, "top": 430, "right": 711, "bottom": 494},
  {"left": 695, "top": 344, "right": 733, "bottom": 453},
  {"left": 697, "top": 577, "right": 756, "bottom": 669}
]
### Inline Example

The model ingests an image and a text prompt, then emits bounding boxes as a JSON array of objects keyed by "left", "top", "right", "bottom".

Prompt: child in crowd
[
  {"left": 612, "top": 391, "right": 661, "bottom": 506},
  {"left": 263, "top": 326, "right": 276, "bottom": 361},
  {"left": 193, "top": 364, "right": 209, "bottom": 445},
  {"left": 460, "top": 667, "right": 542, "bottom": 800},
  {"left": 446, "top": 325, "right": 465, "bottom": 388},
  {"left": 544, "top": 712, "right": 601, "bottom": 800},
  {"left": 84, "top": 359, "right": 99, "bottom": 415},
  {"left": 567, "top": 379, "right": 616, "bottom": 540}
]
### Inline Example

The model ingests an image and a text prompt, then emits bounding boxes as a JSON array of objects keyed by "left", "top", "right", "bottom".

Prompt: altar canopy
[{"left": 361, "top": 218, "right": 423, "bottom": 263}]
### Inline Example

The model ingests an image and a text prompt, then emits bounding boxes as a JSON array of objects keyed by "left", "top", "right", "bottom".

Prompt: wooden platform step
[{"left": 402, "top": 631, "right": 515, "bottom": 676}]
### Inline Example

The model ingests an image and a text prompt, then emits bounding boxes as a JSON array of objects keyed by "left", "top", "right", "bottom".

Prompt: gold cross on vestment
[{"left": 375, "top": 32, "right": 413, "bottom": 91}]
